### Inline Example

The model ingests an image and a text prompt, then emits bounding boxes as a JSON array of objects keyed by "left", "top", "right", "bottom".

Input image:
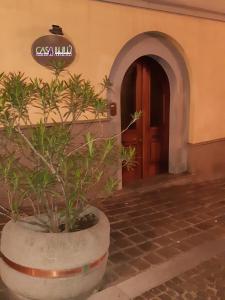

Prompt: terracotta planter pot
[{"left": 0, "top": 206, "right": 110, "bottom": 300}]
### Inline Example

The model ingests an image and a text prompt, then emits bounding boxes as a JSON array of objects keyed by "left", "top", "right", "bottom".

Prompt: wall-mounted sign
[{"left": 31, "top": 35, "right": 75, "bottom": 68}]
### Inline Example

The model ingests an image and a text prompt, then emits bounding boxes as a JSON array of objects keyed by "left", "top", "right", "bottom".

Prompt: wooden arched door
[{"left": 121, "top": 56, "right": 170, "bottom": 186}]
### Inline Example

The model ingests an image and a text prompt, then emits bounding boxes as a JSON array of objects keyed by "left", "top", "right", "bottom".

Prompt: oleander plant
[{"left": 0, "top": 66, "right": 139, "bottom": 233}]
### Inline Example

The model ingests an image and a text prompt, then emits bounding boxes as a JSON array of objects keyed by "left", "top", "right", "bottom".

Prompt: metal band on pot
[{"left": 1, "top": 252, "right": 107, "bottom": 278}]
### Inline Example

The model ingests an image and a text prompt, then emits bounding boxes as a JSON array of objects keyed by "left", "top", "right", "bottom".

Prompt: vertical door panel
[
  {"left": 121, "top": 62, "right": 142, "bottom": 184},
  {"left": 142, "top": 62, "right": 151, "bottom": 178},
  {"left": 146, "top": 58, "right": 170, "bottom": 175}
]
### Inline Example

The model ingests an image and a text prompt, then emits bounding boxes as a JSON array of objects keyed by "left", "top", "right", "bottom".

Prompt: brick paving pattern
[
  {"left": 134, "top": 252, "right": 225, "bottom": 300},
  {"left": 100, "top": 179, "right": 225, "bottom": 286}
]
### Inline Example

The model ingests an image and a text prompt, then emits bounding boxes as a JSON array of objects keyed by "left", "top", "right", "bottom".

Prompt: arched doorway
[
  {"left": 121, "top": 56, "right": 170, "bottom": 185},
  {"left": 107, "top": 32, "right": 190, "bottom": 188}
]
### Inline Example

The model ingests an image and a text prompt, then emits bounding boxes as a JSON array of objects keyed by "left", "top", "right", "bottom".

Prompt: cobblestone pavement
[
  {"left": 134, "top": 252, "right": 225, "bottom": 300},
  {"left": 99, "top": 177, "right": 225, "bottom": 286}
]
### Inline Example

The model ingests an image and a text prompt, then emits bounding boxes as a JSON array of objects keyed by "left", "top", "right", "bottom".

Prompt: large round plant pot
[{"left": 0, "top": 206, "right": 110, "bottom": 300}]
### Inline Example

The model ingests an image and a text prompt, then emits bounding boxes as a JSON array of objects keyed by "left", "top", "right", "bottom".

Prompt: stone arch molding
[{"left": 108, "top": 31, "right": 190, "bottom": 176}]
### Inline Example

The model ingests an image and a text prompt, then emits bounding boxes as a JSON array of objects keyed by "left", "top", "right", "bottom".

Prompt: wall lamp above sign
[
  {"left": 49, "top": 25, "right": 63, "bottom": 35},
  {"left": 31, "top": 26, "right": 75, "bottom": 68}
]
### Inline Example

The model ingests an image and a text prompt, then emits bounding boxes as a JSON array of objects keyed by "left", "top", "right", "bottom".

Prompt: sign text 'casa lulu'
[{"left": 31, "top": 35, "right": 75, "bottom": 68}]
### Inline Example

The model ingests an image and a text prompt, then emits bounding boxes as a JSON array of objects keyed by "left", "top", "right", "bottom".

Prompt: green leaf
[
  {"left": 104, "top": 177, "right": 119, "bottom": 195},
  {"left": 84, "top": 132, "right": 95, "bottom": 158}
]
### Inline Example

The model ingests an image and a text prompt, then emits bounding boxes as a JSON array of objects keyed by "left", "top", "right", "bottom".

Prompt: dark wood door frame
[{"left": 121, "top": 56, "right": 170, "bottom": 186}]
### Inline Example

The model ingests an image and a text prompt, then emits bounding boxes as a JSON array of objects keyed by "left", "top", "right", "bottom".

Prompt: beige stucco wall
[{"left": 1, "top": 0, "right": 225, "bottom": 143}]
